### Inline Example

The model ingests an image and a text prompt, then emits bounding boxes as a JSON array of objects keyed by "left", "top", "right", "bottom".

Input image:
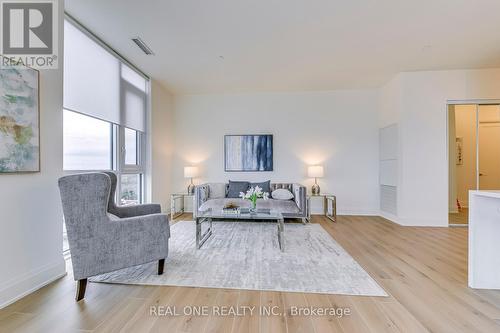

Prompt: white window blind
[
  {"left": 63, "top": 20, "right": 120, "bottom": 124},
  {"left": 121, "top": 64, "right": 147, "bottom": 132},
  {"left": 64, "top": 20, "right": 148, "bottom": 132}
]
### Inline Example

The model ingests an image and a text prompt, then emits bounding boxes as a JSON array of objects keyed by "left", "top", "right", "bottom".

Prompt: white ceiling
[{"left": 65, "top": 0, "right": 500, "bottom": 94}]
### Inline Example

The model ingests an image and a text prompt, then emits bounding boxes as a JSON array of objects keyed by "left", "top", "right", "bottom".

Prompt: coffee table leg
[
  {"left": 196, "top": 217, "right": 213, "bottom": 249},
  {"left": 277, "top": 218, "right": 285, "bottom": 252}
]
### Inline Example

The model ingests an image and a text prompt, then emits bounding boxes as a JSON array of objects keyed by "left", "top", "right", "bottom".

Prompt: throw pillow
[
  {"left": 250, "top": 180, "right": 271, "bottom": 194},
  {"left": 272, "top": 188, "right": 294, "bottom": 200},
  {"left": 227, "top": 180, "right": 250, "bottom": 198},
  {"left": 208, "top": 183, "right": 226, "bottom": 199},
  {"left": 199, "top": 185, "right": 209, "bottom": 202}
]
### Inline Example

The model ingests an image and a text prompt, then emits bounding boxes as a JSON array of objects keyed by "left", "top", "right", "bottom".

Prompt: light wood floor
[
  {"left": 449, "top": 208, "right": 469, "bottom": 225},
  {"left": 1, "top": 214, "right": 500, "bottom": 333}
]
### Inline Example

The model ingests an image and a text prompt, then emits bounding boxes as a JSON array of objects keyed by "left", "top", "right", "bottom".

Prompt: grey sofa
[
  {"left": 194, "top": 182, "right": 307, "bottom": 221},
  {"left": 58, "top": 172, "right": 170, "bottom": 301}
]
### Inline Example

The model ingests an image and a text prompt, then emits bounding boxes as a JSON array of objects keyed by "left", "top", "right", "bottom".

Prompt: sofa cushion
[
  {"left": 199, "top": 198, "right": 300, "bottom": 214},
  {"left": 272, "top": 188, "right": 294, "bottom": 200},
  {"left": 250, "top": 180, "right": 271, "bottom": 194},
  {"left": 260, "top": 199, "right": 299, "bottom": 214},
  {"left": 208, "top": 183, "right": 226, "bottom": 199},
  {"left": 227, "top": 181, "right": 249, "bottom": 198}
]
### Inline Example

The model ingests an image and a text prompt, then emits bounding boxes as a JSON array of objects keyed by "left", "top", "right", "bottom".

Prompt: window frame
[
  {"left": 117, "top": 125, "right": 146, "bottom": 205},
  {"left": 120, "top": 127, "right": 143, "bottom": 171}
]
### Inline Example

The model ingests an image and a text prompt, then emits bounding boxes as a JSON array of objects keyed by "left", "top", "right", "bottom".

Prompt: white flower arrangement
[{"left": 239, "top": 186, "right": 269, "bottom": 210}]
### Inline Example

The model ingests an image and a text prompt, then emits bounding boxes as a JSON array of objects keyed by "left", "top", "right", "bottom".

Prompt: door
[{"left": 478, "top": 105, "right": 500, "bottom": 190}]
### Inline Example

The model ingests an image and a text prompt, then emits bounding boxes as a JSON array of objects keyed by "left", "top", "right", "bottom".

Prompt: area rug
[{"left": 90, "top": 221, "right": 387, "bottom": 296}]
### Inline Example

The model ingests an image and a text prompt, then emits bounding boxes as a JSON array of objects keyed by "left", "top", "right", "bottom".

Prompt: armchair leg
[
  {"left": 76, "top": 279, "right": 87, "bottom": 302},
  {"left": 158, "top": 259, "right": 165, "bottom": 275}
]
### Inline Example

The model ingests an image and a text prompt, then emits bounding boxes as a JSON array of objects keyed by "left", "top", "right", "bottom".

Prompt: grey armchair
[{"left": 58, "top": 172, "right": 170, "bottom": 301}]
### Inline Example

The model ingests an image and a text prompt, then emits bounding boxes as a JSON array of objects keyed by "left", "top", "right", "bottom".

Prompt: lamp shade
[
  {"left": 308, "top": 165, "right": 324, "bottom": 178},
  {"left": 184, "top": 166, "right": 198, "bottom": 178}
]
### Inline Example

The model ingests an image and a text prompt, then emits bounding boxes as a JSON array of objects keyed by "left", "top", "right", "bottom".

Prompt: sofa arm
[
  {"left": 194, "top": 184, "right": 210, "bottom": 218},
  {"left": 292, "top": 184, "right": 307, "bottom": 214}
]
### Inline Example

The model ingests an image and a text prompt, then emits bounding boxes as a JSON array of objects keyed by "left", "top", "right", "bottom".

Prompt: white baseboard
[
  {"left": 378, "top": 211, "right": 448, "bottom": 227},
  {"left": 0, "top": 258, "right": 67, "bottom": 309},
  {"left": 310, "top": 206, "right": 378, "bottom": 216},
  {"left": 396, "top": 216, "right": 448, "bottom": 227},
  {"left": 379, "top": 211, "right": 399, "bottom": 224},
  {"left": 337, "top": 208, "right": 379, "bottom": 216}
]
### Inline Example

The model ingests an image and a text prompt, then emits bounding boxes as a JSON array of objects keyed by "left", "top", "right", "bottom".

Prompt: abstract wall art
[
  {"left": 0, "top": 67, "right": 40, "bottom": 173},
  {"left": 224, "top": 134, "right": 273, "bottom": 172}
]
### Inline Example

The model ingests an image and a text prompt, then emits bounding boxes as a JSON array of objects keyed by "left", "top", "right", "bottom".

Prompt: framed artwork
[
  {"left": 224, "top": 134, "right": 273, "bottom": 172},
  {"left": 456, "top": 137, "right": 463, "bottom": 165},
  {"left": 0, "top": 66, "right": 40, "bottom": 173}
]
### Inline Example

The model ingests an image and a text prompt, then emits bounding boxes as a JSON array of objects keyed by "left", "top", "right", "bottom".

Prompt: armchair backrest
[
  {"left": 101, "top": 171, "right": 120, "bottom": 216},
  {"left": 58, "top": 173, "right": 111, "bottom": 239}
]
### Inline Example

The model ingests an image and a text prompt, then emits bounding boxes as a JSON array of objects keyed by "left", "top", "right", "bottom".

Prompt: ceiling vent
[{"left": 132, "top": 37, "right": 154, "bottom": 55}]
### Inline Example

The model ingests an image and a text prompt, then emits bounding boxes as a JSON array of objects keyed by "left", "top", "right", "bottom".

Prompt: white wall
[
  {"left": 149, "top": 80, "right": 174, "bottom": 211},
  {"left": 379, "top": 68, "right": 500, "bottom": 226},
  {"left": 172, "top": 90, "right": 380, "bottom": 215},
  {"left": 378, "top": 75, "right": 402, "bottom": 128},
  {"left": 0, "top": 2, "right": 65, "bottom": 308}
]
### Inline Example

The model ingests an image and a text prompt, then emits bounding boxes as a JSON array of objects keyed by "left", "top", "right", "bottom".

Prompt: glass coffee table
[{"left": 195, "top": 208, "right": 285, "bottom": 252}]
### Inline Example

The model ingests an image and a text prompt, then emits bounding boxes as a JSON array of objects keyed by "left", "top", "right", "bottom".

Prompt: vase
[{"left": 249, "top": 200, "right": 257, "bottom": 213}]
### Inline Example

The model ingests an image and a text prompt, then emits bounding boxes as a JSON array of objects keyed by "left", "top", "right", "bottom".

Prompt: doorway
[{"left": 448, "top": 103, "right": 500, "bottom": 226}]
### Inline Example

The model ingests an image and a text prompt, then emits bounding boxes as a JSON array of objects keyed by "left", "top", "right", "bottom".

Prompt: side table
[
  {"left": 170, "top": 193, "right": 194, "bottom": 220},
  {"left": 307, "top": 194, "right": 337, "bottom": 222}
]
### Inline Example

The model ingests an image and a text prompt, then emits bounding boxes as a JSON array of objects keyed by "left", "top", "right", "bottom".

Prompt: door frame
[{"left": 446, "top": 99, "right": 500, "bottom": 226}]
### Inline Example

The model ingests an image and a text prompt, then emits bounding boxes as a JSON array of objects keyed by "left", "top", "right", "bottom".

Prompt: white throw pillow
[
  {"left": 208, "top": 183, "right": 226, "bottom": 199},
  {"left": 272, "top": 189, "right": 294, "bottom": 200}
]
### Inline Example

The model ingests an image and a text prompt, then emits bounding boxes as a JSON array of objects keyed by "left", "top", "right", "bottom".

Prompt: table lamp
[
  {"left": 184, "top": 166, "right": 198, "bottom": 194},
  {"left": 308, "top": 165, "right": 324, "bottom": 195}
]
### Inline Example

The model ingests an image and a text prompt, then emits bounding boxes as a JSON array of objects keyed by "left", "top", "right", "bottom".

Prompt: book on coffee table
[
  {"left": 222, "top": 207, "right": 240, "bottom": 214},
  {"left": 222, "top": 202, "right": 240, "bottom": 215}
]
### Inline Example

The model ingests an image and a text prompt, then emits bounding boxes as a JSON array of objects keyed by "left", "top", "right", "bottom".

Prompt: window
[
  {"left": 120, "top": 174, "right": 142, "bottom": 205},
  {"left": 63, "top": 17, "right": 149, "bottom": 203},
  {"left": 63, "top": 17, "right": 150, "bottom": 258},
  {"left": 124, "top": 128, "right": 138, "bottom": 165},
  {"left": 63, "top": 110, "right": 113, "bottom": 170}
]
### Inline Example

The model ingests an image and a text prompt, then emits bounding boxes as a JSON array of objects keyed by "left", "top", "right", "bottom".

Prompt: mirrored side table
[
  {"left": 170, "top": 193, "right": 194, "bottom": 220},
  {"left": 307, "top": 194, "right": 337, "bottom": 222}
]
